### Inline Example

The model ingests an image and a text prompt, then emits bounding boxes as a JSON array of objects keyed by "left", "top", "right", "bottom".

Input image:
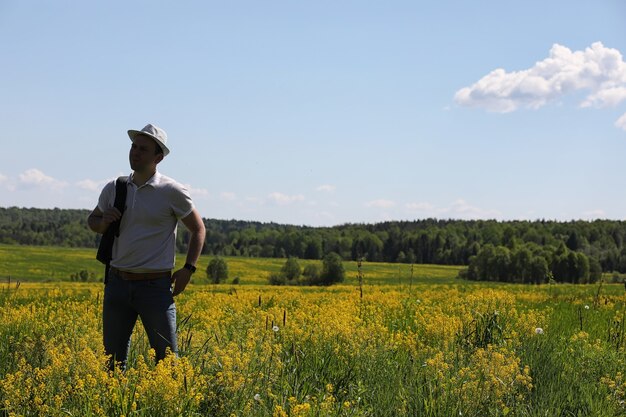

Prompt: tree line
[
  {"left": 4, "top": 207, "right": 626, "bottom": 283},
  {"left": 205, "top": 254, "right": 346, "bottom": 286},
  {"left": 461, "top": 242, "right": 602, "bottom": 284}
]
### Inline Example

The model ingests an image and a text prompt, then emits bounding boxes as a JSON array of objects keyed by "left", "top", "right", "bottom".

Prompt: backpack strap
[
  {"left": 97, "top": 176, "right": 129, "bottom": 283},
  {"left": 110, "top": 176, "right": 129, "bottom": 237}
]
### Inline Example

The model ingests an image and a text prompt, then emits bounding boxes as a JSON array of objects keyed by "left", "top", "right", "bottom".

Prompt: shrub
[
  {"left": 281, "top": 257, "right": 301, "bottom": 281},
  {"left": 268, "top": 273, "right": 287, "bottom": 286},
  {"left": 320, "top": 252, "right": 345, "bottom": 285},
  {"left": 206, "top": 257, "right": 228, "bottom": 284},
  {"left": 70, "top": 270, "right": 93, "bottom": 282},
  {"left": 302, "top": 263, "right": 321, "bottom": 284},
  {"left": 269, "top": 257, "right": 303, "bottom": 285}
]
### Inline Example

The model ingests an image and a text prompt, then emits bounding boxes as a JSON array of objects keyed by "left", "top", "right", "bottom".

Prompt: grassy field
[
  {"left": 2, "top": 244, "right": 626, "bottom": 416},
  {"left": 0, "top": 243, "right": 464, "bottom": 285}
]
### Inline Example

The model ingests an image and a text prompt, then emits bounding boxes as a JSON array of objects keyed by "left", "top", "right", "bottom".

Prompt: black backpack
[{"left": 96, "top": 176, "right": 128, "bottom": 282}]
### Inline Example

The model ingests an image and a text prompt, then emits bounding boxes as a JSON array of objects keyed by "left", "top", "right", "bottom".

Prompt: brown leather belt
[{"left": 110, "top": 267, "right": 171, "bottom": 281}]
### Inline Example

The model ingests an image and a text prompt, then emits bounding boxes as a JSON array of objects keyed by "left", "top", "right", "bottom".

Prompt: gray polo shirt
[{"left": 97, "top": 171, "right": 194, "bottom": 272}]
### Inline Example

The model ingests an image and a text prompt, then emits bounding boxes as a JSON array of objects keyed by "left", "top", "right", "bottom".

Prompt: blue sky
[{"left": 1, "top": 1, "right": 626, "bottom": 226}]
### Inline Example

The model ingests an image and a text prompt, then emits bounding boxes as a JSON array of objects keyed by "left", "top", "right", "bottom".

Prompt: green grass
[
  {"left": 4, "top": 244, "right": 626, "bottom": 415},
  {"left": 0, "top": 244, "right": 99, "bottom": 282},
  {"left": 0, "top": 243, "right": 464, "bottom": 285}
]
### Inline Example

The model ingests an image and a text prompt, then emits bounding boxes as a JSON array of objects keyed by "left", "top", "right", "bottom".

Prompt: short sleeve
[
  {"left": 97, "top": 180, "right": 116, "bottom": 212},
  {"left": 170, "top": 183, "right": 194, "bottom": 219}
]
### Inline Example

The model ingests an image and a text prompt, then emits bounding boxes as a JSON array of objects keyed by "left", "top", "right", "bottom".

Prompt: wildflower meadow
[{"left": 1, "top": 247, "right": 626, "bottom": 416}]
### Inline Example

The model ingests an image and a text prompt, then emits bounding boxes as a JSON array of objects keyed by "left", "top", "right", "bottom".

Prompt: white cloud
[
  {"left": 76, "top": 178, "right": 106, "bottom": 191},
  {"left": 0, "top": 173, "right": 13, "bottom": 191},
  {"left": 616, "top": 112, "right": 626, "bottom": 131},
  {"left": 581, "top": 86, "right": 626, "bottom": 108},
  {"left": 405, "top": 202, "right": 435, "bottom": 211},
  {"left": 445, "top": 199, "right": 501, "bottom": 219},
  {"left": 405, "top": 199, "right": 501, "bottom": 220},
  {"left": 185, "top": 184, "right": 209, "bottom": 199},
  {"left": 582, "top": 209, "right": 606, "bottom": 219},
  {"left": 316, "top": 184, "right": 336, "bottom": 192},
  {"left": 365, "top": 199, "right": 396, "bottom": 208},
  {"left": 315, "top": 211, "right": 335, "bottom": 221},
  {"left": 220, "top": 192, "right": 236, "bottom": 201},
  {"left": 19, "top": 169, "right": 67, "bottom": 190},
  {"left": 454, "top": 42, "right": 626, "bottom": 120},
  {"left": 267, "top": 192, "right": 305, "bottom": 205}
]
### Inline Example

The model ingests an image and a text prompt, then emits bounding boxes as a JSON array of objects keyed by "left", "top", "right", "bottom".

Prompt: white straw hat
[{"left": 127, "top": 123, "right": 170, "bottom": 157}]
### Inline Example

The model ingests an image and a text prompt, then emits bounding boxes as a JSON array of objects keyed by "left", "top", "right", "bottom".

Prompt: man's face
[{"left": 129, "top": 134, "right": 163, "bottom": 172}]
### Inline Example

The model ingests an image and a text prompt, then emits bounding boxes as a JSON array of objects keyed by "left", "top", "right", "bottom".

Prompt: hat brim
[{"left": 128, "top": 130, "right": 170, "bottom": 157}]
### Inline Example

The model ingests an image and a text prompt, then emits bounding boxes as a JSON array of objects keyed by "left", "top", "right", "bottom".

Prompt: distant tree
[
  {"left": 551, "top": 252, "right": 569, "bottom": 282},
  {"left": 471, "top": 244, "right": 497, "bottom": 281},
  {"left": 511, "top": 247, "right": 532, "bottom": 283},
  {"left": 70, "top": 269, "right": 93, "bottom": 282},
  {"left": 352, "top": 232, "right": 384, "bottom": 262},
  {"left": 589, "top": 257, "right": 602, "bottom": 283},
  {"left": 617, "top": 247, "right": 626, "bottom": 272},
  {"left": 304, "top": 239, "right": 323, "bottom": 259},
  {"left": 493, "top": 246, "right": 512, "bottom": 281},
  {"left": 303, "top": 263, "right": 321, "bottom": 285},
  {"left": 467, "top": 244, "right": 553, "bottom": 284},
  {"left": 268, "top": 273, "right": 287, "bottom": 285},
  {"left": 574, "top": 252, "right": 590, "bottom": 283},
  {"left": 268, "top": 257, "right": 305, "bottom": 285},
  {"left": 79, "top": 270, "right": 89, "bottom": 282},
  {"left": 406, "top": 249, "right": 417, "bottom": 265},
  {"left": 549, "top": 247, "right": 591, "bottom": 284},
  {"left": 396, "top": 251, "right": 407, "bottom": 263},
  {"left": 206, "top": 257, "right": 228, "bottom": 284},
  {"left": 320, "top": 252, "right": 345, "bottom": 285},
  {"left": 247, "top": 244, "right": 262, "bottom": 258},
  {"left": 566, "top": 231, "right": 582, "bottom": 251},
  {"left": 530, "top": 256, "right": 549, "bottom": 284},
  {"left": 5, "top": 208, "right": 626, "bottom": 281},
  {"left": 281, "top": 257, "right": 301, "bottom": 281},
  {"left": 260, "top": 245, "right": 275, "bottom": 258}
]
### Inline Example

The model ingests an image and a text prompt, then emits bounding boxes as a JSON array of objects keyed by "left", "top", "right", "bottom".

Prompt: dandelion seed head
[
  {"left": 272, "top": 325, "right": 279, "bottom": 332},
  {"left": 585, "top": 305, "right": 590, "bottom": 310},
  {"left": 254, "top": 393, "right": 261, "bottom": 402},
  {"left": 535, "top": 327, "right": 544, "bottom": 334}
]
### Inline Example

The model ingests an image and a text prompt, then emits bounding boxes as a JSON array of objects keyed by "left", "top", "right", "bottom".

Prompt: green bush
[
  {"left": 281, "top": 257, "right": 301, "bottom": 281},
  {"left": 268, "top": 255, "right": 345, "bottom": 286},
  {"left": 303, "top": 263, "right": 321, "bottom": 284},
  {"left": 269, "top": 257, "right": 303, "bottom": 285},
  {"left": 206, "top": 257, "right": 228, "bottom": 284},
  {"left": 320, "top": 252, "right": 345, "bottom": 285},
  {"left": 70, "top": 269, "right": 94, "bottom": 282},
  {"left": 268, "top": 273, "right": 287, "bottom": 286}
]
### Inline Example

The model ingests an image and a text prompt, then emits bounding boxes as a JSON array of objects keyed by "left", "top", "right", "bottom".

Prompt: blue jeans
[{"left": 103, "top": 270, "right": 177, "bottom": 370}]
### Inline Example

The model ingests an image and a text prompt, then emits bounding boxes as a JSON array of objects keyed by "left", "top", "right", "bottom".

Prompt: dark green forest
[{"left": 3, "top": 206, "right": 626, "bottom": 284}]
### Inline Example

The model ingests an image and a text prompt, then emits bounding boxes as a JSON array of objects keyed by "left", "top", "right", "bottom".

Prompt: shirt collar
[{"left": 129, "top": 171, "right": 162, "bottom": 188}]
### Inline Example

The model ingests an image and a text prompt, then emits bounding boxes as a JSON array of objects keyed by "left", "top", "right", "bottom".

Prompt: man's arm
[
  {"left": 172, "top": 208, "right": 206, "bottom": 296},
  {"left": 88, "top": 206, "right": 122, "bottom": 234}
]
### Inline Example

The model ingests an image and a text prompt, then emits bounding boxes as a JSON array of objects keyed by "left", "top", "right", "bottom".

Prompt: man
[{"left": 88, "top": 123, "right": 206, "bottom": 370}]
